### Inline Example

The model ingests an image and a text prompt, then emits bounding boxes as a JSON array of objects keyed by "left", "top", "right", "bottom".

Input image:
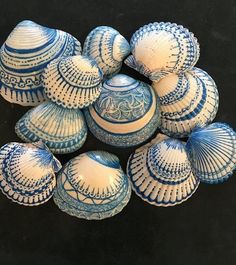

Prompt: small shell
[
  {"left": 127, "top": 134, "right": 199, "bottom": 206},
  {"left": 125, "top": 22, "right": 199, "bottom": 81},
  {"left": 43, "top": 55, "right": 103, "bottom": 109},
  {"left": 53, "top": 151, "right": 131, "bottom": 220},
  {"left": 186, "top": 123, "right": 236, "bottom": 184},
  {"left": 152, "top": 67, "right": 219, "bottom": 137},
  {"left": 83, "top": 26, "right": 130, "bottom": 78},
  {"left": 84, "top": 74, "right": 160, "bottom": 147},
  {"left": 15, "top": 101, "right": 87, "bottom": 154},
  {"left": 0, "top": 20, "right": 81, "bottom": 106},
  {"left": 0, "top": 141, "right": 61, "bottom": 206}
]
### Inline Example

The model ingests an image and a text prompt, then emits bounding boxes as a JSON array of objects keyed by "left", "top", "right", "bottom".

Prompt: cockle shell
[
  {"left": 83, "top": 26, "right": 130, "bottom": 78},
  {"left": 84, "top": 74, "right": 160, "bottom": 147},
  {"left": 0, "top": 20, "right": 81, "bottom": 106},
  {"left": 54, "top": 151, "right": 131, "bottom": 220},
  {"left": 127, "top": 134, "right": 199, "bottom": 206},
  {"left": 186, "top": 123, "right": 236, "bottom": 184},
  {"left": 15, "top": 101, "right": 87, "bottom": 154},
  {"left": 125, "top": 22, "right": 200, "bottom": 81},
  {"left": 0, "top": 141, "right": 61, "bottom": 206},
  {"left": 152, "top": 67, "right": 219, "bottom": 137},
  {"left": 43, "top": 55, "right": 103, "bottom": 109}
]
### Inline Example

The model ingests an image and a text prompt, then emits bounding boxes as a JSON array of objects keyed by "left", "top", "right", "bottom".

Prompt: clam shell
[
  {"left": 53, "top": 151, "right": 131, "bottom": 220},
  {"left": 0, "top": 141, "right": 61, "bottom": 206},
  {"left": 84, "top": 74, "right": 160, "bottom": 147},
  {"left": 125, "top": 22, "right": 200, "bottom": 81},
  {"left": 15, "top": 101, "right": 87, "bottom": 154},
  {"left": 43, "top": 55, "right": 103, "bottom": 109},
  {"left": 0, "top": 20, "right": 81, "bottom": 106},
  {"left": 186, "top": 123, "right": 236, "bottom": 184},
  {"left": 83, "top": 26, "right": 130, "bottom": 78},
  {"left": 152, "top": 67, "right": 219, "bottom": 137}
]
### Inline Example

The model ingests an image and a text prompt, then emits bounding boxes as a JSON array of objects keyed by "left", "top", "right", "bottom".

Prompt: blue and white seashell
[
  {"left": 0, "top": 141, "right": 61, "bottom": 206},
  {"left": 43, "top": 55, "right": 103, "bottom": 109},
  {"left": 127, "top": 134, "right": 199, "bottom": 206},
  {"left": 83, "top": 26, "right": 130, "bottom": 78},
  {"left": 152, "top": 67, "right": 219, "bottom": 137},
  {"left": 125, "top": 22, "right": 200, "bottom": 81},
  {"left": 0, "top": 20, "right": 81, "bottom": 106},
  {"left": 53, "top": 151, "right": 131, "bottom": 220},
  {"left": 186, "top": 123, "right": 236, "bottom": 184},
  {"left": 15, "top": 101, "right": 87, "bottom": 154},
  {"left": 84, "top": 74, "right": 160, "bottom": 147}
]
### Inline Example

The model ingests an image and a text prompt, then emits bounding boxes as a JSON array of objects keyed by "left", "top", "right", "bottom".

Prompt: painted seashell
[
  {"left": 152, "top": 67, "right": 219, "bottom": 137},
  {"left": 0, "top": 20, "right": 81, "bottom": 106},
  {"left": 0, "top": 141, "right": 61, "bottom": 206},
  {"left": 15, "top": 101, "right": 87, "bottom": 154},
  {"left": 125, "top": 22, "right": 200, "bottom": 81},
  {"left": 43, "top": 55, "right": 103, "bottom": 109},
  {"left": 83, "top": 26, "right": 130, "bottom": 78},
  {"left": 84, "top": 74, "right": 160, "bottom": 147},
  {"left": 54, "top": 151, "right": 131, "bottom": 220},
  {"left": 127, "top": 134, "right": 199, "bottom": 206},
  {"left": 186, "top": 123, "right": 236, "bottom": 184}
]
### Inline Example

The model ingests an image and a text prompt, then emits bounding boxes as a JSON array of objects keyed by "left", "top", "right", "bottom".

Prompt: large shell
[
  {"left": 43, "top": 55, "right": 103, "bottom": 109},
  {"left": 0, "top": 20, "right": 81, "bottom": 106},
  {"left": 0, "top": 141, "right": 61, "bottom": 206},
  {"left": 53, "top": 151, "right": 131, "bottom": 220},
  {"left": 186, "top": 123, "right": 236, "bottom": 184},
  {"left": 152, "top": 67, "right": 219, "bottom": 137},
  {"left": 84, "top": 74, "right": 160, "bottom": 147},
  {"left": 15, "top": 101, "right": 87, "bottom": 154},
  {"left": 83, "top": 26, "right": 130, "bottom": 78},
  {"left": 127, "top": 134, "right": 199, "bottom": 206},
  {"left": 125, "top": 22, "right": 199, "bottom": 81}
]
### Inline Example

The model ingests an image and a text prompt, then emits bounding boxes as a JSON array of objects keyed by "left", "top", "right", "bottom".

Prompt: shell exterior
[
  {"left": 127, "top": 134, "right": 199, "bottom": 206},
  {"left": 43, "top": 55, "right": 103, "bottom": 109},
  {"left": 84, "top": 74, "right": 160, "bottom": 147},
  {"left": 0, "top": 20, "right": 81, "bottom": 106},
  {"left": 125, "top": 22, "right": 199, "bottom": 81},
  {"left": 152, "top": 67, "right": 219, "bottom": 137},
  {"left": 83, "top": 26, "right": 130, "bottom": 78},
  {"left": 0, "top": 141, "right": 61, "bottom": 206},
  {"left": 15, "top": 101, "right": 87, "bottom": 154},
  {"left": 53, "top": 151, "right": 131, "bottom": 220},
  {"left": 186, "top": 123, "right": 236, "bottom": 184}
]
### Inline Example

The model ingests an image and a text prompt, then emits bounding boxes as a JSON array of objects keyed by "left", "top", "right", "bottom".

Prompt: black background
[{"left": 0, "top": 0, "right": 236, "bottom": 264}]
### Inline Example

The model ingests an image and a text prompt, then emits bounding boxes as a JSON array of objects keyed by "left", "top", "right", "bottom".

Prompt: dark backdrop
[{"left": 0, "top": 0, "right": 235, "bottom": 265}]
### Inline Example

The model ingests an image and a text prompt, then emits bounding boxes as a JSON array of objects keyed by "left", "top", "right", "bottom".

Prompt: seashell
[
  {"left": 0, "top": 141, "right": 61, "bottom": 206},
  {"left": 53, "top": 151, "right": 131, "bottom": 220},
  {"left": 127, "top": 134, "right": 199, "bottom": 206},
  {"left": 15, "top": 101, "right": 87, "bottom": 154},
  {"left": 84, "top": 74, "right": 160, "bottom": 147},
  {"left": 152, "top": 67, "right": 219, "bottom": 137},
  {"left": 83, "top": 26, "right": 130, "bottom": 78},
  {"left": 125, "top": 22, "right": 200, "bottom": 81},
  {"left": 186, "top": 123, "right": 236, "bottom": 184},
  {"left": 0, "top": 20, "right": 81, "bottom": 106},
  {"left": 43, "top": 55, "right": 103, "bottom": 109}
]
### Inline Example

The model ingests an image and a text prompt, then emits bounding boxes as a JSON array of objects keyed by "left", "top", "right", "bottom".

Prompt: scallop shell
[
  {"left": 125, "top": 22, "right": 200, "bottom": 81},
  {"left": 0, "top": 20, "right": 81, "bottom": 106},
  {"left": 15, "top": 101, "right": 87, "bottom": 154},
  {"left": 53, "top": 151, "right": 131, "bottom": 220},
  {"left": 0, "top": 141, "right": 61, "bottom": 206},
  {"left": 83, "top": 26, "right": 130, "bottom": 78},
  {"left": 186, "top": 123, "right": 236, "bottom": 184},
  {"left": 127, "top": 134, "right": 199, "bottom": 206},
  {"left": 152, "top": 67, "right": 219, "bottom": 137},
  {"left": 43, "top": 55, "right": 103, "bottom": 109},
  {"left": 84, "top": 74, "right": 160, "bottom": 147}
]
